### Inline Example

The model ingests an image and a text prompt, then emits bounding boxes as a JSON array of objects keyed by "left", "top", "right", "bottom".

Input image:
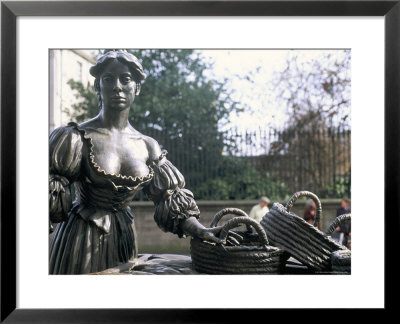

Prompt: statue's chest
[{"left": 89, "top": 133, "right": 150, "bottom": 178}]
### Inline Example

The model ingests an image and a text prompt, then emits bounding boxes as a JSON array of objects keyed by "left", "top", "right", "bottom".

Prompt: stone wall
[{"left": 132, "top": 199, "right": 342, "bottom": 255}]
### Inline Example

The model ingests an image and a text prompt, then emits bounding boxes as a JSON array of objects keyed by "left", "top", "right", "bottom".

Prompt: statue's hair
[{"left": 90, "top": 50, "right": 146, "bottom": 109}]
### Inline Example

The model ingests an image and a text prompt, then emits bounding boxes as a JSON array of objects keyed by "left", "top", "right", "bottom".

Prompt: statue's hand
[
  {"left": 199, "top": 226, "right": 244, "bottom": 246},
  {"left": 181, "top": 217, "right": 243, "bottom": 246},
  {"left": 199, "top": 226, "right": 224, "bottom": 244},
  {"left": 49, "top": 220, "right": 55, "bottom": 234},
  {"left": 225, "top": 231, "right": 244, "bottom": 246}
]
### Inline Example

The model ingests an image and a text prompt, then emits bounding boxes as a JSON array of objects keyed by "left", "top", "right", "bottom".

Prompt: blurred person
[
  {"left": 303, "top": 199, "right": 321, "bottom": 230},
  {"left": 249, "top": 196, "right": 270, "bottom": 223},
  {"left": 336, "top": 197, "right": 351, "bottom": 217},
  {"left": 336, "top": 197, "right": 351, "bottom": 248}
]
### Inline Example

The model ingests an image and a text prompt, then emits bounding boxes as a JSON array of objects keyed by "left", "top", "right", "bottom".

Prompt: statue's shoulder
[
  {"left": 141, "top": 135, "right": 163, "bottom": 161},
  {"left": 76, "top": 118, "right": 112, "bottom": 136},
  {"left": 77, "top": 118, "right": 102, "bottom": 131},
  {"left": 125, "top": 125, "right": 162, "bottom": 161},
  {"left": 49, "top": 122, "right": 84, "bottom": 156},
  {"left": 50, "top": 122, "right": 82, "bottom": 140}
]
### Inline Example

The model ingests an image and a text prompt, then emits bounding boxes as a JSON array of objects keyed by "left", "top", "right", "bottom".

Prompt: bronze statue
[{"left": 49, "top": 50, "right": 223, "bottom": 274}]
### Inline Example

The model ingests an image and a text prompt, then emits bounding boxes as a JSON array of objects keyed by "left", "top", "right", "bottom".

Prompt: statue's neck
[{"left": 99, "top": 107, "right": 130, "bottom": 131}]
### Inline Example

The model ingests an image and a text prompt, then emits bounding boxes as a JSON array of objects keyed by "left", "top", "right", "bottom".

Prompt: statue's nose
[{"left": 113, "top": 79, "right": 122, "bottom": 92}]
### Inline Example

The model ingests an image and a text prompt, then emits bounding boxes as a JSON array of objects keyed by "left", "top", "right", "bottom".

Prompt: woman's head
[
  {"left": 90, "top": 50, "right": 146, "bottom": 109},
  {"left": 341, "top": 197, "right": 351, "bottom": 208},
  {"left": 305, "top": 199, "right": 316, "bottom": 209}
]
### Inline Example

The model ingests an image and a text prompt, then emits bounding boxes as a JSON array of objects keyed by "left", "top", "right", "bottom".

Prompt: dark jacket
[{"left": 336, "top": 207, "right": 351, "bottom": 234}]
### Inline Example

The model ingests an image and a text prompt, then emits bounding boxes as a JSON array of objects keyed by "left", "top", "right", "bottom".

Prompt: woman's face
[{"left": 99, "top": 59, "right": 136, "bottom": 111}]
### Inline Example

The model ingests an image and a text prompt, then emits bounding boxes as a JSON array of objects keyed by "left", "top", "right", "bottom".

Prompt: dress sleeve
[
  {"left": 49, "top": 124, "right": 83, "bottom": 223},
  {"left": 143, "top": 151, "right": 200, "bottom": 238}
]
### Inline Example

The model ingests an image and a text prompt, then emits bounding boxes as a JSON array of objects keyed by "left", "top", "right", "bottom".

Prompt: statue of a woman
[{"left": 49, "top": 50, "right": 222, "bottom": 274}]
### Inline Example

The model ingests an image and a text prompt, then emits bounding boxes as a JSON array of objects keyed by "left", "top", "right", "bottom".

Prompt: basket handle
[
  {"left": 209, "top": 208, "right": 249, "bottom": 228},
  {"left": 219, "top": 216, "right": 269, "bottom": 247},
  {"left": 284, "top": 191, "right": 322, "bottom": 227},
  {"left": 325, "top": 213, "right": 351, "bottom": 235}
]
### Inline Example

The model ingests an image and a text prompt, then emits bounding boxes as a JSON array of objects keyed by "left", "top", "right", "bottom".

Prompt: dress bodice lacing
[
  {"left": 72, "top": 122, "right": 155, "bottom": 212},
  {"left": 50, "top": 123, "right": 199, "bottom": 237}
]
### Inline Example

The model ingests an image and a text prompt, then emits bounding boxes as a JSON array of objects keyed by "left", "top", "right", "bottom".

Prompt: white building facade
[{"left": 49, "top": 50, "right": 96, "bottom": 133}]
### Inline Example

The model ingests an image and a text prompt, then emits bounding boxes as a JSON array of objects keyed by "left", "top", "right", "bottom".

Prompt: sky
[
  {"left": 84, "top": 49, "right": 350, "bottom": 133},
  {"left": 200, "top": 49, "right": 350, "bottom": 132}
]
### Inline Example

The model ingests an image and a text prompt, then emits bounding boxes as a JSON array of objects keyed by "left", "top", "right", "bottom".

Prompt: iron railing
[{"left": 135, "top": 126, "right": 351, "bottom": 201}]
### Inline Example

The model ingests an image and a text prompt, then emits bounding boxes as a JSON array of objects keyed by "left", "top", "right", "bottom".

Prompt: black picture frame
[{"left": 1, "top": 0, "right": 399, "bottom": 322}]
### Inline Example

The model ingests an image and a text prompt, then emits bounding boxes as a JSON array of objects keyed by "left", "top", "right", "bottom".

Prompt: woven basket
[
  {"left": 331, "top": 250, "right": 351, "bottom": 273},
  {"left": 191, "top": 208, "right": 286, "bottom": 274},
  {"left": 326, "top": 214, "right": 351, "bottom": 273},
  {"left": 326, "top": 213, "right": 351, "bottom": 236},
  {"left": 260, "top": 191, "right": 346, "bottom": 271}
]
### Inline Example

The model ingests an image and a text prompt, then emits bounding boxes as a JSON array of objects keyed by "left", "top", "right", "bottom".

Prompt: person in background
[
  {"left": 336, "top": 197, "right": 351, "bottom": 217},
  {"left": 336, "top": 197, "right": 351, "bottom": 248},
  {"left": 303, "top": 199, "right": 321, "bottom": 229},
  {"left": 249, "top": 196, "right": 270, "bottom": 223}
]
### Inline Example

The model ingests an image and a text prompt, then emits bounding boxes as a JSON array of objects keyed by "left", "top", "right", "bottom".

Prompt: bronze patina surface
[{"left": 49, "top": 50, "right": 223, "bottom": 274}]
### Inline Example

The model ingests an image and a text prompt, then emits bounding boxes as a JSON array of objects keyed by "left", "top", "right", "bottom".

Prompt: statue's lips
[{"left": 111, "top": 97, "right": 126, "bottom": 102}]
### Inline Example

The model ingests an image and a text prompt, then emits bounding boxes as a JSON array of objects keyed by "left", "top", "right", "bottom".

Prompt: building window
[{"left": 77, "top": 61, "right": 82, "bottom": 81}]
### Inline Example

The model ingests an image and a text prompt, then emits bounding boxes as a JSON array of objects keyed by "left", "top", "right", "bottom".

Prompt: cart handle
[
  {"left": 284, "top": 191, "right": 322, "bottom": 227},
  {"left": 219, "top": 216, "right": 269, "bottom": 247},
  {"left": 325, "top": 214, "right": 351, "bottom": 235},
  {"left": 209, "top": 208, "right": 249, "bottom": 228}
]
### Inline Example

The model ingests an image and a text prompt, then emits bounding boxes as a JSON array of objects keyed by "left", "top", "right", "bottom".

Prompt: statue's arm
[
  {"left": 143, "top": 138, "right": 223, "bottom": 243},
  {"left": 49, "top": 125, "right": 83, "bottom": 224}
]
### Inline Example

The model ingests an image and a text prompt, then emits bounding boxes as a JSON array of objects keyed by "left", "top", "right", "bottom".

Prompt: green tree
[
  {"left": 272, "top": 50, "right": 351, "bottom": 130},
  {"left": 66, "top": 49, "right": 241, "bottom": 196},
  {"left": 66, "top": 79, "right": 98, "bottom": 123},
  {"left": 196, "top": 156, "right": 290, "bottom": 200},
  {"left": 269, "top": 51, "right": 351, "bottom": 198}
]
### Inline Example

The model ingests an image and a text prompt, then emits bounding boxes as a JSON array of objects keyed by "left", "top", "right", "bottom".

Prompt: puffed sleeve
[
  {"left": 49, "top": 124, "right": 83, "bottom": 223},
  {"left": 143, "top": 151, "right": 200, "bottom": 238}
]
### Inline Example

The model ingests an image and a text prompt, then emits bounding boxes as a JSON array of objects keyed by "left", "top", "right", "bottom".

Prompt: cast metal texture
[
  {"left": 191, "top": 208, "right": 286, "bottom": 274},
  {"left": 261, "top": 191, "right": 348, "bottom": 271}
]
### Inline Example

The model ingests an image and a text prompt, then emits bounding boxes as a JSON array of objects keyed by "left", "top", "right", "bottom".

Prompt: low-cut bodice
[
  {"left": 49, "top": 122, "right": 200, "bottom": 238},
  {"left": 49, "top": 121, "right": 203, "bottom": 272},
  {"left": 76, "top": 124, "right": 155, "bottom": 212}
]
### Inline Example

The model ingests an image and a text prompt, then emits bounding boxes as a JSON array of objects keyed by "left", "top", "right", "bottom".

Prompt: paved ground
[
  {"left": 90, "top": 253, "right": 350, "bottom": 275},
  {"left": 91, "top": 254, "right": 199, "bottom": 275}
]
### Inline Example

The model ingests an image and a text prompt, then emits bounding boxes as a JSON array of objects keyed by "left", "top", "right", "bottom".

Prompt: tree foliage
[
  {"left": 65, "top": 50, "right": 351, "bottom": 200},
  {"left": 66, "top": 49, "right": 246, "bottom": 199},
  {"left": 273, "top": 50, "right": 351, "bottom": 131},
  {"left": 126, "top": 50, "right": 240, "bottom": 183},
  {"left": 66, "top": 79, "right": 98, "bottom": 123},
  {"left": 269, "top": 51, "right": 351, "bottom": 198},
  {"left": 196, "top": 156, "right": 290, "bottom": 200}
]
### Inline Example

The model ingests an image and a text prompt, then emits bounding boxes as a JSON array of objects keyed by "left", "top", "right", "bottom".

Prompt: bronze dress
[{"left": 49, "top": 123, "right": 200, "bottom": 274}]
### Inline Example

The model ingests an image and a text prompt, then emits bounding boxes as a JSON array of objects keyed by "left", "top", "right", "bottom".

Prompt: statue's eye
[
  {"left": 102, "top": 75, "right": 114, "bottom": 83},
  {"left": 121, "top": 75, "right": 132, "bottom": 83}
]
